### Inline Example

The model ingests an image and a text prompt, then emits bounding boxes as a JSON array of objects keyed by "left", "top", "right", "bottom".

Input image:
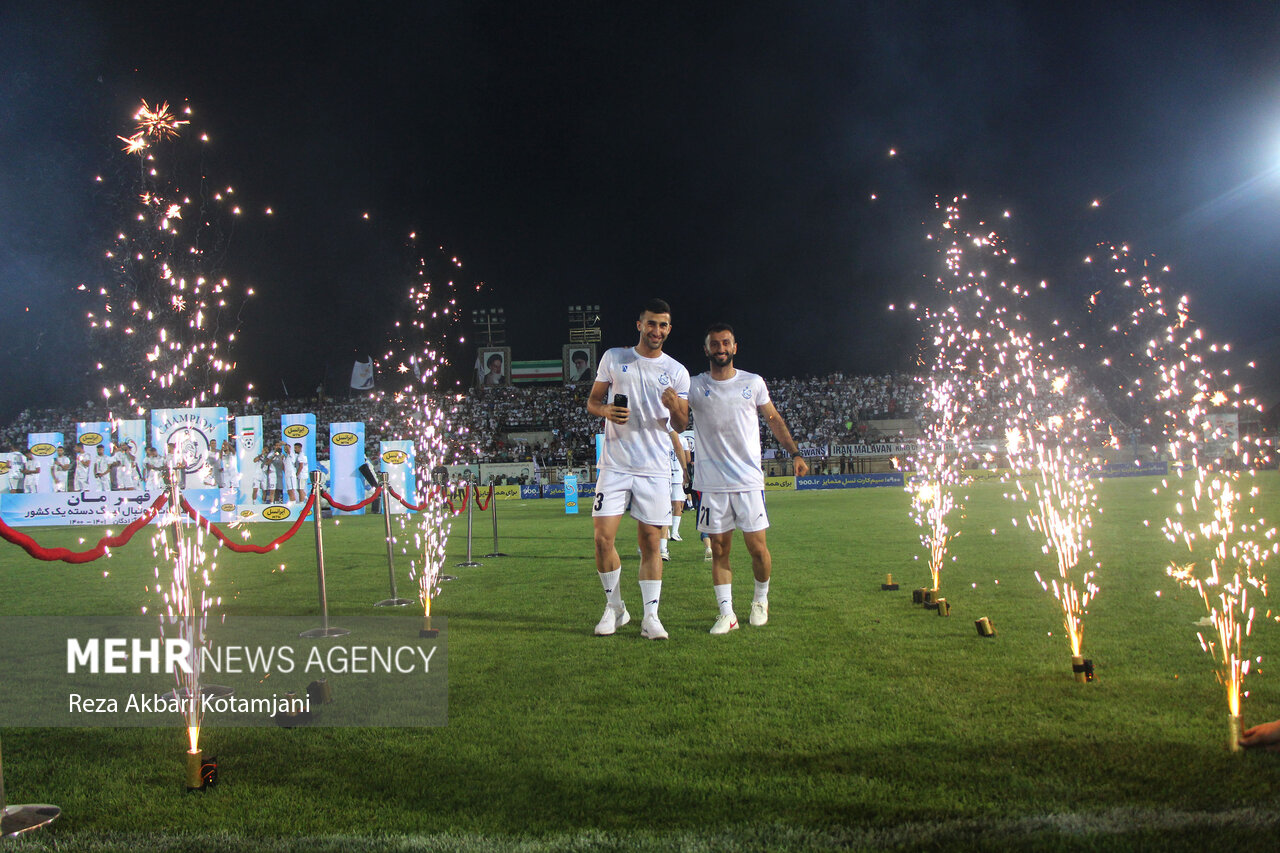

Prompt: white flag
[{"left": 350, "top": 358, "right": 375, "bottom": 390}]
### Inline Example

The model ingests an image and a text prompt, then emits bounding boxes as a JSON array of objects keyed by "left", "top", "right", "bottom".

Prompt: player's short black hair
[
  {"left": 705, "top": 322, "right": 735, "bottom": 339},
  {"left": 641, "top": 298, "right": 672, "bottom": 318}
]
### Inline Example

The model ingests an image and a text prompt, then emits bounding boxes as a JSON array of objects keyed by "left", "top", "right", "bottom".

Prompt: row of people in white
[
  {"left": 244, "top": 442, "right": 310, "bottom": 503},
  {"left": 3, "top": 443, "right": 241, "bottom": 494}
]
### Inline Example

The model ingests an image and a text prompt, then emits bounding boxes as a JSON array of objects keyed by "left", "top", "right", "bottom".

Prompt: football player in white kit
[
  {"left": 292, "top": 442, "right": 309, "bottom": 500},
  {"left": 92, "top": 445, "right": 113, "bottom": 491},
  {"left": 686, "top": 323, "right": 808, "bottom": 635},
  {"left": 74, "top": 443, "right": 92, "bottom": 491},
  {"left": 143, "top": 446, "right": 166, "bottom": 491},
  {"left": 54, "top": 446, "right": 72, "bottom": 492},
  {"left": 657, "top": 430, "right": 689, "bottom": 561},
  {"left": 587, "top": 299, "right": 690, "bottom": 640}
]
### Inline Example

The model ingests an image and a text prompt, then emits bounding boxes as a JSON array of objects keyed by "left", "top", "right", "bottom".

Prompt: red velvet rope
[
  {"left": 387, "top": 483, "right": 469, "bottom": 515},
  {"left": 474, "top": 483, "right": 494, "bottom": 511},
  {"left": 0, "top": 493, "right": 169, "bottom": 563},
  {"left": 320, "top": 487, "right": 384, "bottom": 512},
  {"left": 179, "top": 491, "right": 317, "bottom": 554},
  {"left": 386, "top": 484, "right": 428, "bottom": 512}
]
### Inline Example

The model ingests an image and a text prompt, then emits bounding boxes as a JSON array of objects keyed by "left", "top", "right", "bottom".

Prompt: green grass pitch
[{"left": 4, "top": 474, "right": 1280, "bottom": 851}]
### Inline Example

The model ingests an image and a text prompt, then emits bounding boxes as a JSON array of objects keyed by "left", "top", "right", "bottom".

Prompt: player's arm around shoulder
[{"left": 759, "top": 400, "right": 809, "bottom": 476}]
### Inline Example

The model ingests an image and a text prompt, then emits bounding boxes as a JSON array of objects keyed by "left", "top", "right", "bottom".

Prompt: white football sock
[
  {"left": 599, "top": 568, "right": 623, "bottom": 608},
  {"left": 714, "top": 583, "right": 734, "bottom": 617},
  {"left": 639, "top": 579, "right": 662, "bottom": 619},
  {"left": 672, "top": 516, "right": 682, "bottom": 536},
  {"left": 754, "top": 579, "right": 770, "bottom": 602}
]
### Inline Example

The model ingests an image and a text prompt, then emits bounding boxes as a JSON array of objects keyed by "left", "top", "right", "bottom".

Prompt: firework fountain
[
  {"left": 374, "top": 235, "right": 474, "bottom": 638},
  {"left": 91, "top": 100, "right": 257, "bottom": 786},
  {"left": 920, "top": 197, "right": 1104, "bottom": 674},
  {"left": 904, "top": 197, "right": 1015, "bottom": 602},
  {"left": 1095, "top": 246, "right": 1278, "bottom": 748}
]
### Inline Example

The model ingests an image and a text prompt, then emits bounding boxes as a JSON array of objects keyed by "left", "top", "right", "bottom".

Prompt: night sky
[{"left": 3, "top": 2, "right": 1280, "bottom": 423}]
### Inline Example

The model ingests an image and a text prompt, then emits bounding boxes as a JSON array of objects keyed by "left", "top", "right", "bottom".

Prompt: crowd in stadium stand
[{"left": 0, "top": 373, "right": 924, "bottom": 471}]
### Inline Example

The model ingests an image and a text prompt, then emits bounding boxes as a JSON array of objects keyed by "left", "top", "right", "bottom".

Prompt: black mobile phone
[{"left": 613, "top": 394, "right": 628, "bottom": 409}]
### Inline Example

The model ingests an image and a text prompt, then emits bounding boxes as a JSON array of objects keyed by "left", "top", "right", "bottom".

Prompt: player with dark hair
[
  {"left": 587, "top": 298, "right": 690, "bottom": 640},
  {"left": 685, "top": 323, "right": 808, "bottom": 634}
]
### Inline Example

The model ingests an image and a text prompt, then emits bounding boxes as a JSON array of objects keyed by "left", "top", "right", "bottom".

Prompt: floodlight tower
[
  {"left": 567, "top": 305, "right": 601, "bottom": 345},
  {"left": 470, "top": 308, "right": 506, "bottom": 346}
]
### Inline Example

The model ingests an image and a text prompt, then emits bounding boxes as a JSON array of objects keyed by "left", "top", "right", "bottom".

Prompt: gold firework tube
[
  {"left": 420, "top": 615, "right": 439, "bottom": 638},
  {"left": 1229, "top": 714, "right": 1243, "bottom": 753},
  {"left": 936, "top": 598, "right": 950, "bottom": 616},
  {"left": 975, "top": 616, "right": 995, "bottom": 637},
  {"left": 185, "top": 749, "right": 204, "bottom": 791},
  {"left": 881, "top": 573, "right": 899, "bottom": 591},
  {"left": 1071, "top": 655, "right": 1088, "bottom": 683}
]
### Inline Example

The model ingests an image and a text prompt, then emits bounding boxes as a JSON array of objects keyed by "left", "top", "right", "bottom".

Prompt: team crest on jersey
[
  {"left": 621, "top": 365, "right": 628, "bottom": 372},
  {"left": 703, "top": 388, "right": 711, "bottom": 396},
  {"left": 658, "top": 372, "right": 670, "bottom": 386},
  {"left": 741, "top": 388, "right": 753, "bottom": 399}
]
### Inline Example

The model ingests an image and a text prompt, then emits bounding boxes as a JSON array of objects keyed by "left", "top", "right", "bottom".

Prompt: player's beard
[{"left": 710, "top": 352, "right": 733, "bottom": 368}]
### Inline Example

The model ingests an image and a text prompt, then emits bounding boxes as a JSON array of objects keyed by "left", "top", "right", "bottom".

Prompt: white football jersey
[
  {"left": 595, "top": 346, "right": 690, "bottom": 478},
  {"left": 689, "top": 369, "right": 770, "bottom": 492}
]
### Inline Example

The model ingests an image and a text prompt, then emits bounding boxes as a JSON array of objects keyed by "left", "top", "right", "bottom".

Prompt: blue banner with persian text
[
  {"left": 380, "top": 440, "right": 415, "bottom": 515},
  {"left": 329, "top": 422, "right": 367, "bottom": 515},
  {"left": 281, "top": 413, "right": 318, "bottom": 479},
  {"left": 0, "top": 488, "right": 229, "bottom": 528},
  {"left": 27, "top": 432, "right": 63, "bottom": 493},
  {"left": 795, "top": 473, "right": 905, "bottom": 490}
]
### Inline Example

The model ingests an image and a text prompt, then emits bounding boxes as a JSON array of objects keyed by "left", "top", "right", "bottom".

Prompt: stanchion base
[
  {"left": 454, "top": 561, "right": 482, "bottom": 567},
  {"left": 482, "top": 552, "right": 509, "bottom": 557},
  {"left": 2, "top": 804, "right": 61, "bottom": 837},
  {"left": 299, "top": 627, "right": 351, "bottom": 638},
  {"left": 440, "top": 575, "right": 459, "bottom": 582},
  {"left": 375, "top": 598, "right": 412, "bottom": 607},
  {"left": 419, "top": 628, "right": 440, "bottom": 638}
]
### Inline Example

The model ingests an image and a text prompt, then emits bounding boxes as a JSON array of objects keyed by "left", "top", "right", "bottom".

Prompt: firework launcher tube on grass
[
  {"left": 307, "top": 679, "right": 333, "bottom": 705},
  {"left": 1229, "top": 714, "right": 1243, "bottom": 753},
  {"left": 455, "top": 483, "right": 481, "bottom": 568},
  {"left": 1071, "top": 655, "right": 1095, "bottom": 683},
  {"left": 374, "top": 472, "right": 411, "bottom": 607},
  {"left": 975, "top": 617, "right": 996, "bottom": 637},
  {"left": 300, "top": 472, "right": 349, "bottom": 639},
  {"left": 913, "top": 588, "right": 927, "bottom": 605},
  {"left": 923, "top": 589, "right": 940, "bottom": 610},
  {"left": 483, "top": 484, "right": 509, "bottom": 558},
  {"left": 881, "top": 573, "right": 899, "bottom": 591},
  {"left": 0, "top": 737, "right": 60, "bottom": 837},
  {"left": 936, "top": 598, "right": 950, "bottom": 616}
]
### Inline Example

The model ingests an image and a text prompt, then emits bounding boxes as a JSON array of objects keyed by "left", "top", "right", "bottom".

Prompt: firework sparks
[
  {"left": 95, "top": 100, "right": 256, "bottom": 764},
  {"left": 371, "top": 233, "right": 476, "bottom": 628},
  {"left": 925, "top": 198, "right": 1103, "bottom": 663},
  {"left": 1122, "top": 273, "right": 1279, "bottom": 744}
]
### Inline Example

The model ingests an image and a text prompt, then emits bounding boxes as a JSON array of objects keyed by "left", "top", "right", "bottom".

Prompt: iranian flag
[{"left": 511, "top": 360, "right": 563, "bottom": 383}]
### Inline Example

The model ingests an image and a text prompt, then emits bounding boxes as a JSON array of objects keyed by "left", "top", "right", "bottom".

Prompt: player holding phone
[{"left": 585, "top": 299, "right": 690, "bottom": 640}]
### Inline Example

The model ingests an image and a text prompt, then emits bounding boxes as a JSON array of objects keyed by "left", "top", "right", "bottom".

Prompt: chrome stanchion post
[
  {"left": 455, "top": 481, "right": 481, "bottom": 567},
  {"left": 0, "top": 736, "right": 60, "bottom": 837},
  {"left": 375, "top": 471, "right": 410, "bottom": 606},
  {"left": 301, "top": 471, "right": 350, "bottom": 638},
  {"left": 483, "top": 484, "right": 508, "bottom": 557}
]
